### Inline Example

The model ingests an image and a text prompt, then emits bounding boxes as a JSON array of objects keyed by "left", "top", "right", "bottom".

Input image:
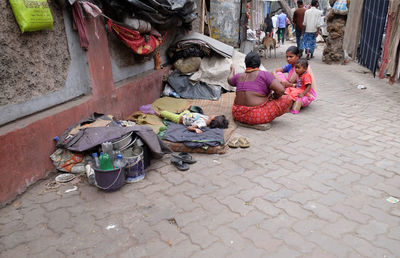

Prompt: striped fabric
[{"left": 357, "top": 0, "right": 389, "bottom": 76}]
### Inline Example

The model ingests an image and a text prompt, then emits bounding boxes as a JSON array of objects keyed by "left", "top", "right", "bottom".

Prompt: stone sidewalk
[{"left": 1, "top": 44, "right": 400, "bottom": 257}]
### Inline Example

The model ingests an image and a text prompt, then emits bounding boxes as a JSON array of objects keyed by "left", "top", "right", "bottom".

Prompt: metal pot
[{"left": 111, "top": 132, "right": 133, "bottom": 150}]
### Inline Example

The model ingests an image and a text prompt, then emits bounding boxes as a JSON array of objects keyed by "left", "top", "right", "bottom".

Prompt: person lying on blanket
[
  {"left": 156, "top": 107, "right": 229, "bottom": 134},
  {"left": 227, "top": 51, "right": 292, "bottom": 125}
]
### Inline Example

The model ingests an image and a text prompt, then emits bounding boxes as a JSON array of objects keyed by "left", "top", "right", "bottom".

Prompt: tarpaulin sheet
[
  {"left": 357, "top": 0, "right": 389, "bottom": 76},
  {"left": 172, "top": 32, "right": 234, "bottom": 58},
  {"left": 167, "top": 70, "right": 221, "bottom": 100},
  {"left": 190, "top": 50, "right": 267, "bottom": 92}
]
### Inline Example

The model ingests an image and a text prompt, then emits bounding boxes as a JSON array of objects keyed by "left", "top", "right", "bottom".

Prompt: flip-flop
[
  {"left": 172, "top": 152, "right": 197, "bottom": 164},
  {"left": 290, "top": 110, "right": 299, "bottom": 114},
  {"left": 238, "top": 137, "right": 250, "bottom": 148},
  {"left": 227, "top": 137, "right": 240, "bottom": 148},
  {"left": 171, "top": 157, "right": 190, "bottom": 171}
]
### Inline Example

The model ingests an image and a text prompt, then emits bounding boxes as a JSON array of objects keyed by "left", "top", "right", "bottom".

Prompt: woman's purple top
[{"left": 232, "top": 71, "right": 275, "bottom": 95}]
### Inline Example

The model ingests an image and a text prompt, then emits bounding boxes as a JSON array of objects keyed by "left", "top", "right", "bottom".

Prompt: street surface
[{"left": 1, "top": 43, "right": 400, "bottom": 257}]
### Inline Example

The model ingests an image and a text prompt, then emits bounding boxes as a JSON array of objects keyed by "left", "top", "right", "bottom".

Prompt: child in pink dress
[{"left": 284, "top": 58, "right": 316, "bottom": 114}]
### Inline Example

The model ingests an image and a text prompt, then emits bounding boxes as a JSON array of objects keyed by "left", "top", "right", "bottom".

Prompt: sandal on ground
[
  {"left": 238, "top": 137, "right": 250, "bottom": 148},
  {"left": 290, "top": 109, "right": 299, "bottom": 114},
  {"left": 236, "top": 121, "right": 271, "bottom": 131},
  {"left": 227, "top": 137, "right": 240, "bottom": 148},
  {"left": 171, "top": 157, "right": 190, "bottom": 171},
  {"left": 172, "top": 152, "right": 197, "bottom": 164}
]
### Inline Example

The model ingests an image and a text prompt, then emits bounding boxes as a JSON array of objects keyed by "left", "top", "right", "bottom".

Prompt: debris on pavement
[
  {"left": 55, "top": 173, "right": 76, "bottom": 183},
  {"left": 357, "top": 84, "right": 367, "bottom": 89},
  {"left": 386, "top": 196, "right": 399, "bottom": 204},
  {"left": 45, "top": 181, "right": 61, "bottom": 190},
  {"left": 106, "top": 224, "right": 117, "bottom": 230},
  {"left": 64, "top": 186, "right": 78, "bottom": 193}
]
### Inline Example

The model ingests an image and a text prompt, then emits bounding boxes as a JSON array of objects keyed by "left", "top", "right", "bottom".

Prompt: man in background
[
  {"left": 271, "top": 13, "right": 278, "bottom": 41},
  {"left": 264, "top": 13, "right": 273, "bottom": 38},
  {"left": 303, "top": 0, "right": 322, "bottom": 59},
  {"left": 277, "top": 11, "right": 287, "bottom": 45},
  {"left": 293, "top": 0, "right": 306, "bottom": 55}
]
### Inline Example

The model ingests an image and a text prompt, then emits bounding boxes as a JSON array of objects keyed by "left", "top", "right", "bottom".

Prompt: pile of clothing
[
  {"left": 163, "top": 32, "right": 240, "bottom": 100},
  {"left": 61, "top": 0, "right": 198, "bottom": 55}
]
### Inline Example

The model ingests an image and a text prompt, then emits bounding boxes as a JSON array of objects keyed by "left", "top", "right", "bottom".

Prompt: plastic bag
[
  {"left": 50, "top": 148, "right": 86, "bottom": 174},
  {"left": 332, "top": 0, "right": 348, "bottom": 15},
  {"left": 9, "top": 0, "right": 54, "bottom": 33}
]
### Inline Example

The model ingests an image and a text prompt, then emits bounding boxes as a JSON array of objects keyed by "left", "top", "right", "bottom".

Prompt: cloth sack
[
  {"left": 332, "top": 0, "right": 348, "bottom": 15},
  {"left": 174, "top": 57, "right": 202, "bottom": 74}
]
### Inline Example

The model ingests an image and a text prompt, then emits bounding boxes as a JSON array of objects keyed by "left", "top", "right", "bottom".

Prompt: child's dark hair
[
  {"left": 210, "top": 115, "right": 229, "bottom": 129},
  {"left": 295, "top": 58, "right": 308, "bottom": 69},
  {"left": 244, "top": 51, "right": 261, "bottom": 68},
  {"left": 286, "top": 46, "right": 301, "bottom": 56}
]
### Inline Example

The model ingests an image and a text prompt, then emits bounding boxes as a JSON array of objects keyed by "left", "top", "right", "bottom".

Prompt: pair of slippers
[
  {"left": 171, "top": 152, "right": 196, "bottom": 171},
  {"left": 228, "top": 137, "right": 250, "bottom": 148}
]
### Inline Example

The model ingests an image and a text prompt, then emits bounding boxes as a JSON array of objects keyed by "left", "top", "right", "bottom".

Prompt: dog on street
[{"left": 254, "top": 35, "right": 277, "bottom": 58}]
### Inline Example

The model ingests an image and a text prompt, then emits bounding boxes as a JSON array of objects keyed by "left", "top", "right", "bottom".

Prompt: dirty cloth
[
  {"left": 72, "top": 2, "right": 89, "bottom": 50},
  {"left": 57, "top": 113, "right": 171, "bottom": 157},
  {"left": 190, "top": 50, "right": 266, "bottom": 92},
  {"left": 167, "top": 70, "right": 221, "bottom": 100},
  {"left": 80, "top": 1, "right": 102, "bottom": 18},
  {"left": 139, "top": 104, "right": 156, "bottom": 115},
  {"left": 343, "top": 0, "right": 365, "bottom": 59},
  {"left": 50, "top": 149, "right": 86, "bottom": 174},
  {"left": 162, "top": 122, "right": 224, "bottom": 148},
  {"left": 172, "top": 32, "right": 234, "bottom": 58},
  {"left": 63, "top": 126, "right": 171, "bottom": 158},
  {"left": 105, "top": 0, "right": 197, "bottom": 29},
  {"left": 169, "top": 46, "right": 211, "bottom": 63},
  {"left": 127, "top": 112, "right": 164, "bottom": 134},
  {"left": 58, "top": 113, "right": 114, "bottom": 146},
  {"left": 357, "top": 0, "right": 389, "bottom": 76},
  {"left": 107, "top": 19, "right": 167, "bottom": 55},
  {"left": 151, "top": 96, "right": 189, "bottom": 114}
]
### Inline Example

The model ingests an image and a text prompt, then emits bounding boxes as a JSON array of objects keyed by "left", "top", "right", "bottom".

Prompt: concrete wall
[
  {"left": 0, "top": 15, "right": 169, "bottom": 206},
  {"left": 209, "top": 0, "right": 241, "bottom": 47}
]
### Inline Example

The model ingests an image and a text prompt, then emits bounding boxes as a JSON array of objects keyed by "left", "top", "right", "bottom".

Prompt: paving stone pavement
[{"left": 1, "top": 43, "right": 400, "bottom": 257}]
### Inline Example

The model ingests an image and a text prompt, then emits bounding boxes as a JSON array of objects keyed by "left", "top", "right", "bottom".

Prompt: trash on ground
[
  {"left": 386, "top": 196, "right": 399, "bottom": 204},
  {"left": 64, "top": 186, "right": 78, "bottom": 193},
  {"left": 55, "top": 173, "right": 76, "bottom": 183},
  {"left": 106, "top": 224, "right": 116, "bottom": 230},
  {"left": 45, "top": 181, "right": 61, "bottom": 190},
  {"left": 357, "top": 84, "right": 367, "bottom": 89}
]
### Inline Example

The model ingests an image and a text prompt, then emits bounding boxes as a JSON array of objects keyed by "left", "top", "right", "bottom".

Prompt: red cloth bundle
[{"left": 107, "top": 20, "right": 167, "bottom": 55}]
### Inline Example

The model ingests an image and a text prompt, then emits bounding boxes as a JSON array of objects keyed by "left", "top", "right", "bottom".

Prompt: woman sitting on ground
[
  {"left": 272, "top": 46, "right": 317, "bottom": 101},
  {"left": 227, "top": 51, "right": 293, "bottom": 125}
]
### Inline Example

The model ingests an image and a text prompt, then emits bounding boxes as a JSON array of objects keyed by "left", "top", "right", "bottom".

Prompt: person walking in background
[
  {"left": 271, "top": 13, "right": 278, "bottom": 41},
  {"left": 264, "top": 13, "right": 273, "bottom": 38},
  {"left": 303, "top": 0, "right": 322, "bottom": 60},
  {"left": 277, "top": 11, "right": 287, "bottom": 45},
  {"left": 293, "top": 0, "right": 306, "bottom": 55}
]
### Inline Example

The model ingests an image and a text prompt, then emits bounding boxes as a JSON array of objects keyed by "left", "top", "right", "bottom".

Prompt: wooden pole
[{"left": 201, "top": 0, "right": 205, "bottom": 34}]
